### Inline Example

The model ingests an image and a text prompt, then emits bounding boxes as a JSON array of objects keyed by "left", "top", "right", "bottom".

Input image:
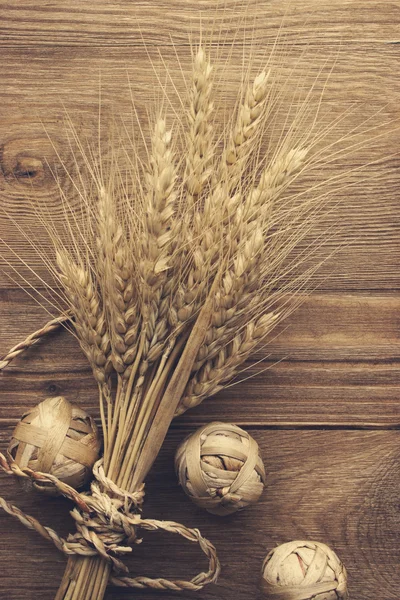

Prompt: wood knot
[
  {"left": 11, "top": 155, "right": 45, "bottom": 182},
  {"left": 0, "top": 137, "right": 56, "bottom": 186}
]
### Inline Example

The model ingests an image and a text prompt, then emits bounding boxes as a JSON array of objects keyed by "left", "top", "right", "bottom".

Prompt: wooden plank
[
  {"left": 0, "top": 2, "right": 399, "bottom": 599},
  {"left": 1, "top": 364, "right": 399, "bottom": 427},
  {"left": 0, "top": 428, "right": 399, "bottom": 599},
  {"left": 0, "top": 291, "right": 399, "bottom": 426},
  {"left": 0, "top": 0, "right": 399, "bottom": 47},
  {"left": 2, "top": 291, "right": 399, "bottom": 365},
  {"left": 0, "top": 43, "right": 399, "bottom": 290}
]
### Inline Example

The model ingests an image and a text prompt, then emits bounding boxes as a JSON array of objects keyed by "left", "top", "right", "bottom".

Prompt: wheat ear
[
  {"left": 242, "top": 147, "right": 309, "bottom": 230},
  {"left": 56, "top": 251, "right": 111, "bottom": 387},
  {"left": 167, "top": 46, "right": 216, "bottom": 335},
  {"left": 185, "top": 46, "right": 214, "bottom": 203},
  {"left": 192, "top": 225, "right": 264, "bottom": 369},
  {"left": 191, "top": 144, "right": 308, "bottom": 371},
  {"left": 138, "top": 117, "right": 177, "bottom": 339},
  {"left": 55, "top": 250, "right": 112, "bottom": 451},
  {"left": 97, "top": 187, "right": 139, "bottom": 381},
  {"left": 221, "top": 69, "right": 270, "bottom": 187},
  {"left": 178, "top": 312, "right": 277, "bottom": 414},
  {"left": 173, "top": 69, "right": 272, "bottom": 326}
]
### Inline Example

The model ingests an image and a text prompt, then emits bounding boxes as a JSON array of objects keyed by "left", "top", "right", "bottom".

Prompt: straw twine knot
[
  {"left": 66, "top": 459, "right": 145, "bottom": 573},
  {"left": 260, "top": 541, "right": 349, "bottom": 600},
  {"left": 0, "top": 453, "right": 220, "bottom": 590},
  {"left": 175, "top": 422, "right": 266, "bottom": 515}
]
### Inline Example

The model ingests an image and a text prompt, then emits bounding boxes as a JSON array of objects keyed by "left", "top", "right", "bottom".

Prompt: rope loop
[
  {"left": 0, "top": 453, "right": 220, "bottom": 590},
  {"left": 0, "top": 318, "right": 220, "bottom": 589}
]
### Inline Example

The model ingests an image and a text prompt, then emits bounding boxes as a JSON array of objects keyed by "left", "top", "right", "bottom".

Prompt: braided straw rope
[
  {"left": 260, "top": 541, "right": 348, "bottom": 600},
  {"left": 175, "top": 422, "right": 266, "bottom": 516},
  {"left": 0, "top": 317, "right": 220, "bottom": 590},
  {"left": 0, "top": 454, "right": 220, "bottom": 590},
  {"left": 0, "top": 313, "right": 71, "bottom": 371}
]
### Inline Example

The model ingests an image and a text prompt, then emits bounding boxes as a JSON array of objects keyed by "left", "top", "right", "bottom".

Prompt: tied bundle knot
[
  {"left": 0, "top": 452, "right": 220, "bottom": 591},
  {"left": 67, "top": 460, "right": 145, "bottom": 573}
]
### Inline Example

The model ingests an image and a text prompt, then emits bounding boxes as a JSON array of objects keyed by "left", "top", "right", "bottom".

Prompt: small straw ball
[
  {"left": 260, "top": 541, "right": 349, "bottom": 600},
  {"left": 7, "top": 396, "right": 101, "bottom": 495},
  {"left": 175, "top": 421, "right": 266, "bottom": 516}
]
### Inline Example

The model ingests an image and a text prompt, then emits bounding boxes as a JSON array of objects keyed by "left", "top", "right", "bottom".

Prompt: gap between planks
[{"left": 1, "top": 418, "right": 399, "bottom": 431}]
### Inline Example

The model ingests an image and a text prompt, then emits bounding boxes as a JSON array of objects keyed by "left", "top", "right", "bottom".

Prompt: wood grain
[
  {"left": 1, "top": 291, "right": 399, "bottom": 427},
  {"left": 0, "top": 1, "right": 399, "bottom": 599},
  {"left": 0, "top": 427, "right": 399, "bottom": 599},
  {"left": 0, "top": 42, "right": 399, "bottom": 290},
  {"left": 0, "top": 0, "right": 399, "bottom": 46}
]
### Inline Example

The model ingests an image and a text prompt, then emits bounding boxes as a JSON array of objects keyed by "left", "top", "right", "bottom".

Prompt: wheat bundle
[{"left": 0, "top": 30, "right": 382, "bottom": 599}]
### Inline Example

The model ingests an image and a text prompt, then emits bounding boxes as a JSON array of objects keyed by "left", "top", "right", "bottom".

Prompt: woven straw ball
[
  {"left": 260, "top": 540, "right": 348, "bottom": 600},
  {"left": 7, "top": 396, "right": 101, "bottom": 495},
  {"left": 175, "top": 421, "right": 266, "bottom": 516}
]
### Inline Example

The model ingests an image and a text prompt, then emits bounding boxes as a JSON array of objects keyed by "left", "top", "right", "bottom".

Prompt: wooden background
[{"left": 0, "top": 1, "right": 399, "bottom": 598}]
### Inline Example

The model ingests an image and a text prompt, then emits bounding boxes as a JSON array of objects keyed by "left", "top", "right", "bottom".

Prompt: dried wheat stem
[
  {"left": 128, "top": 269, "right": 220, "bottom": 491},
  {"left": 96, "top": 187, "right": 140, "bottom": 463},
  {"left": 135, "top": 117, "right": 178, "bottom": 372},
  {"left": 55, "top": 251, "right": 112, "bottom": 452},
  {"left": 56, "top": 252, "right": 111, "bottom": 387},
  {"left": 106, "top": 118, "right": 178, "bottom": 480},
  {"left": 106, "top": 329, "right": 148, "bottom": 477},
  {"left": 121, "top": 335, "right": 187, "bottom": 491}
]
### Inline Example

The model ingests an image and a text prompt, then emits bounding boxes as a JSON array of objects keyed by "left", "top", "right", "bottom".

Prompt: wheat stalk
[
  {"left": 55, "top": 250, "right": 113, "bottom": 455},
  {"left": 137, "top": 117, "right": 178, "bottom": 355}
]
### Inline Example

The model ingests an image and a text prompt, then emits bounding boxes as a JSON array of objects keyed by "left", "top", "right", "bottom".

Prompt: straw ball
[
  {"left": 175, "top": 421, "right": 266, "bottom": 516},
  {"left": 7, "top": 396, "right": 101, "bottom": 495},
  {"left": 260, "top": 540, "right": 348, "bottom": 600}
]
